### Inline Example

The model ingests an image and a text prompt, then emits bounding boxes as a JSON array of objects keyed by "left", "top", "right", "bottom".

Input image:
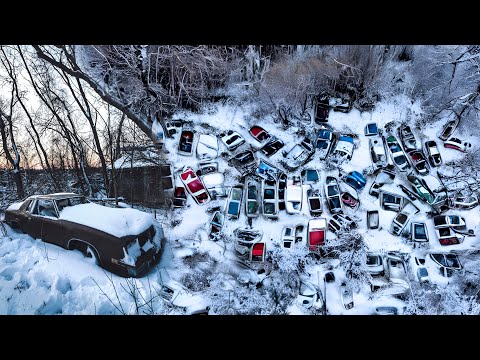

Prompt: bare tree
[
  {"left": 0, "top": 90, "right": 24, "bottom": 199},
  {"left": 31, "top": 45, "right": 237, "bottom": 141}
]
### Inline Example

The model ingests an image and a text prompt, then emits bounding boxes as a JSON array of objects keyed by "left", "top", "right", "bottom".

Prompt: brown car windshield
[{"left": 56, "top": 196, "right": 90, "bottom": 213}]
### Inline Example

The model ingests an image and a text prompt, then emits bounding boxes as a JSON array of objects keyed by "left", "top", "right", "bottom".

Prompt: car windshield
[
  {"left": 383, "top": 194, "right": 400, "bottom": 205},
  {"left": 445, "top": 254, "right": 460, "bottom": 268},
  {"left": 306, "top": 170, "right": 319, "bottom": 182},
  {"left": 247, "top": 186, "right": 257, "bottom": 199},
  {"left": 317, "top": 140, "right": 328, "bottom": 150},
  {"left": 329, "top": 197, "right": 341, "bottom": 210},
  {"left": 414, "top": 224, "right": 427, "bottom": 239},
  {"left": 264, "top": 189, "right": 275, "bottom": 199},
  {"left": 196, "top": 192, "right": 209, "bottom": 202},
  {"left": 309, "top": 198, "right": 320, "bottom": 209},
  {"left": 212, "top": 212, "right": 223, "bottom": 224},
  {"left": 448, "top": 215, "right": 461, "bottom": 225},
  {"left": 226, "top": 135, "right": 240, "bottom": 145},
  {"left": 292, "top": 202, "right": 301, "bottom": 210},
  {"left": 236, "top": 152, "right": 253, "bottom": 163},
  {"left": 319, "top": 130, "right": 330, "bottom": 140},
  {"left": 56, "top": 196, "right": 89, "bottom": 212},
  {"left": 439, "top": 227, "right": 451, "bottom": 237},
  {"left": 289, "top": 145, "right": 305, "bottom": 160},
  {"left": 434, "top": 216, "right": 448, "bottom": 227},
  {"left": 396, "top": 213, "right": 408, "bottom": 224},
  {"left": 231, "top": 188, "right": 243, "bottom": 201},
  {"left": 367, "top": 123, "right": 377, "bottom": 134},
  {"left": 418, "top": 268, "right": 428, "bottom": 276},
  {"left": 395, "top": 154, "right": 406, "bottom": 165},
  {"left": 367, "top": 255, "right": 381, "bottom": 266},
  {"left": 284, "top": 228, "right": 292, "bottom": 236},
  {"left": 327, "top": 185, "right": 339, "bottom": 196}
]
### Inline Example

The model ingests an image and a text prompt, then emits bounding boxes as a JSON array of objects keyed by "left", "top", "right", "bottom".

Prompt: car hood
[
  {"left": 59, "top": 203, "right": 156, "bottom": 238},
  {"left": 6, "top": 200, "right": 26, "bottom": 211}
]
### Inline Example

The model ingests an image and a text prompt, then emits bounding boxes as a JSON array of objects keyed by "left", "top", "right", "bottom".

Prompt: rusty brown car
[{"left": 4, "top": 193, "right": 165, "bottom": 278}]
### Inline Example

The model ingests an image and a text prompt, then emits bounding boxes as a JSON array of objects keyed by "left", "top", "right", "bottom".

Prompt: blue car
[
  {"left": 316, "top": 129, "right": 334, "bottom": 160},
  {"left": 364, "top": 122, "right": 378, "bottom": 137},
  {"left": 345, "top": 171, "right": 367, "bottom": 191}
]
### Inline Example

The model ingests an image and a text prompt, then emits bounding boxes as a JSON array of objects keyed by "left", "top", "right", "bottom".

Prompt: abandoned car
[{"left": 5, "top": 193, "right": 165, "bottom": 278}]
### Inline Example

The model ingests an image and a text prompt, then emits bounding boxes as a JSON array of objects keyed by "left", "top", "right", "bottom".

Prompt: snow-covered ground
[{"left": 1, "top": 95, "right": 479, "bottom": 315}]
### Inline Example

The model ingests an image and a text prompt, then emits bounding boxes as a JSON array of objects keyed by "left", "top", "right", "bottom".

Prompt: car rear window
[
  {"left": 263, "top": 202, "right": 275, "bottom": 214},
  {"left": 228, "top": 202, "right": 240, "bottom": 215},
  {"left": 329, "top": 197, "right": 341, "bottom": 210},
  {"left": 264, "top": 189, "right": 275, "bottom": 199},
  {"left": 414, "top": 224, "right": 427, "bottom": 239}
]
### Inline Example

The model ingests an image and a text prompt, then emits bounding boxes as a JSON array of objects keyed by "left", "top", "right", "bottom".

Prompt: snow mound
[{"left": 59, "top": 203, "right": 156, "bottom": 238}]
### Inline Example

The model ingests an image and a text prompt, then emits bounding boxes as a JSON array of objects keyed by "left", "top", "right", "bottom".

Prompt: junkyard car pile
[
  {"left": 4, "top": 94, "right": 478, "bottom": 315},
  {"left": 161, "top": 97, "right": 479, "bottom": 314}
]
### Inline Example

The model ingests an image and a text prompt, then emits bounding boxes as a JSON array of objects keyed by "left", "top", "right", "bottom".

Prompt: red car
[
  {"left": 308, "top": 218, "right": 327, "bottom": 253},
  {"left": 249, "top": 126, "right": 271, "bottom": 143},
  {"left": 180, "top": 167, "right": 211, "bottom": 205}
]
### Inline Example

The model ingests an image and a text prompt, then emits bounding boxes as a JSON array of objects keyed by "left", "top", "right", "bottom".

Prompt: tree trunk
[{"left": 0, "top": 111, "right": 24, "bottom": 199}]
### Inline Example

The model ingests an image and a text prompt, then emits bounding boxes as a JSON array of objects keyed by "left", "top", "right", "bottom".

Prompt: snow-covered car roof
[{"left": 59, "top": 203, "right": 157, "bottom": 238}]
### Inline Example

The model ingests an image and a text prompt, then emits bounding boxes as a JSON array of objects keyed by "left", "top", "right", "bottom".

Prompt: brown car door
[
  {"left": 40, "top": 216, "right": 64, "bottom": 247},
  {"left": 36, "top": 199, "right": 64, "bottom": 246},
  {"left": 23, "top": 200, "right": 44, "bottom": 240}
]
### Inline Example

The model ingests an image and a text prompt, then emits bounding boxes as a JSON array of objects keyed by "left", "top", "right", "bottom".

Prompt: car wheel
[{"left": 86, "top": 245, "right": 101, "bottom": 265}]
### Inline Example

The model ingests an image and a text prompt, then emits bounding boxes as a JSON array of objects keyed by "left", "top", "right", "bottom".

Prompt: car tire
[
  {"left": 70, "top": 240, "right": 100, "bottom": 265},
  {"left": 86, "top": 245, "right": 101, "bottom": 265}
]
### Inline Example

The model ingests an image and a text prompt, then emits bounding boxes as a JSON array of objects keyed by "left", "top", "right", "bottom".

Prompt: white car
[
  {"left": 315, "top": 128, "right": 335, "bottom": 160},
  {"left": 366, "top": 253, "right": 384, "bottom": 276},
  {"left": 262, "top": 179, "right": 278, "bottom": 218},
  {"left": 324, "top": 176, "right": 342, "bottom": 214},
  {"left": 333, "top": 135, "right": 354, "bottom": 160},
  {"left": 389, "top": 211, "right": 411, "bottom": 236},
  {"left": 226, "top": 184, "right": 244, "bottom": 219},
  {"left": 201, "top": 172, "right": 227, "bottom": 199},
  {"left": 220, "top": 130, "right": 245, "bottom": 151},
  {"left": 411, "top": 222, "right": 429, "bottom": 244},
  {"left": 157, "top": 270, "right": 209, "bottom": 314},
  {"left": 297, "top": 281, "right": 321, "bottom": 309},
  {"left": 385, "top": 253, "right": 410, "bottom": 296},
  {"left": 281, "top": 226, "right": 296, "bottom": 249},
  {"left": 449, "top": 192, "right": 479, "bottom": 210},
  {"left": 196, "top": 134, "right": 219, "bottom": 160},
  {"left": 444, "top": 137, "right": 472, "bottom": 152},
  {"left": 285, "top": 175, "right": 303, "bottom": 214},
  {"left": 386, "top": 135, "right": 409, "bottom": 171},
  {"left": 340, "top": 281, "right": 354, "bottom": 310},
  {"left": 245, "top": 179, "right": 260, "bottom": 218},
  {"left": 369, "top": 136, "right": 388, "bottom": 168},
  {"left": 424, "top": 140, "right": 442, "bottom": 167},
  {"left": 417, "top": 267, "right": 430, "bottom": 283}
]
